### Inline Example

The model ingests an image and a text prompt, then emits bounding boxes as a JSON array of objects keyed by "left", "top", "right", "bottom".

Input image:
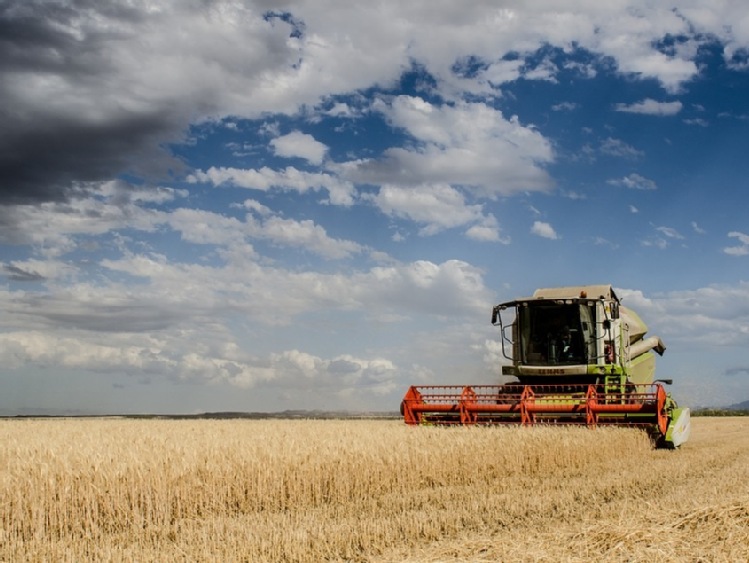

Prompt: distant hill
[{"left": 693, "top": 400, "right": 749, "bottom": 417}]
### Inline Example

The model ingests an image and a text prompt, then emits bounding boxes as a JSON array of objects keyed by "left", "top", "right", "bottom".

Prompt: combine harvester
[{"left": 401, "top": 285, "right": 691, "bottom": 448}]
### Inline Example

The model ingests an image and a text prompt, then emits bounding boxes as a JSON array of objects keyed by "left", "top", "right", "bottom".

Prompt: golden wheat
[{"left": 1, "top": 417, "right": 747, "bottom": 562}]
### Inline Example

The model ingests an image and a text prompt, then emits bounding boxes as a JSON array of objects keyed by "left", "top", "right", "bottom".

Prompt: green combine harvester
[{"left": 401, "top": 285, "right": 691, "bottom": 448}]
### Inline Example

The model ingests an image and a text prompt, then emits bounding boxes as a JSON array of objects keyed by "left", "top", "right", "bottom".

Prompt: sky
[{"left": 1, "top": 1, "right": 749, "bottom": 415}]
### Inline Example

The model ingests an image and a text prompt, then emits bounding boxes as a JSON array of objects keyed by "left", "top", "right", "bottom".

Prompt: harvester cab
[
  {"left": 401, "top": 285, "right": 691, "bottom": 448},
  {"left": 492, "top": 285, "right": 663, "bottom": 386}
]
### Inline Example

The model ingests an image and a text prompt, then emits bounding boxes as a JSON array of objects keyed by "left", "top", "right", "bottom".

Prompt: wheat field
[{"left": 1, "top": 417, "right": 747, "bottom": 562}]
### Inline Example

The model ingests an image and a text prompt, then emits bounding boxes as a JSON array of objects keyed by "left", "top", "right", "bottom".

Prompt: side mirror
[{"left": 491, "top": 305, "right": 499, "bottom": 325}]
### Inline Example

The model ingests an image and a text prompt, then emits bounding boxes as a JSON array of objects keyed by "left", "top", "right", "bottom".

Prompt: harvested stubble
[{"left": 1, "top": 417, "right": 748, "bottom": 562}]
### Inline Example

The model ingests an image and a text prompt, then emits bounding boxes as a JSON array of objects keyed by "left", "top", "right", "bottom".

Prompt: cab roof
[
  {"left": 531, "top": 285, "right": 618, "bottom": 302},
  {"left": 497, "top": 284, "right": 619, "bottom": 308}
]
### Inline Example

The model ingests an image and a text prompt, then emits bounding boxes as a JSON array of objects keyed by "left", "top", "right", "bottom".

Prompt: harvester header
[{"left": 401, "top": 284, "right": 690, "bottom": 448}]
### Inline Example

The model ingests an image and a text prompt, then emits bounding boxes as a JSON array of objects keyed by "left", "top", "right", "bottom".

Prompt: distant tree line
[{"left": 692, "top": 409, "right": 749, "bottom": 417}]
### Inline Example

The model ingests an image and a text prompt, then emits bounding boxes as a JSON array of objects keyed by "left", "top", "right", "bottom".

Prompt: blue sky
[{"left": 2, "top": 1, "right": 749, "bottom": 414}]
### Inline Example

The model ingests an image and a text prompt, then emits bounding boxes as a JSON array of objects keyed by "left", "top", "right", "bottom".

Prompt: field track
[{"left": 2, "top": 417, "right": 748, "bottom": 562}]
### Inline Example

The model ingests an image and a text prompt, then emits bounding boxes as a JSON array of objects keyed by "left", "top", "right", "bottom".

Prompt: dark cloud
[
  {"left": 3, "top": 263, "right": 45, "bottom": 281},
  {"left": 724, "top": 367, "right": 749, "bottom": 377},
  {"left": 1, "top": 110, "right": 185, "bottom": 203},
  {"left": 0, "top": 1, "right": 143, "bottom": 73},
  {"left": 15, "top": 294, "right": 186, "bottom": 332},
  {"left": 0, "top": 1, "right": 184, "bottom": 204}
]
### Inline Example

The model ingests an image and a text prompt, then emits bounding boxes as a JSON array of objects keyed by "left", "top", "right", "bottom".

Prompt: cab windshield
[{"left": 517, "top": 302, "right": 596, "bottom": 365}]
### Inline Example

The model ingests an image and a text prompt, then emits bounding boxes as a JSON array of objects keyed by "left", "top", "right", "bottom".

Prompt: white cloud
[
  {"left": 641, "top": 237, "right": 669, "bottom": 250},
  {"left": 239, "top": 199, "right": 273, "bottom": 216},
  {"left": 483, "top": 59, "right": 523, "bottom": 86},
  {"left": 522, "top": 55, "right": 560, "bottom": 82},
  {"left": 683, "top": 117, "right": 709, "bottom": 127},
  {"left": 608, "top": 173, "right": 657, "bottom": 190},
  {"left": 1, "top": 185, "right": 363, "bottom": 266},
  {"left": 369, "top": 183, "right": 493, "bottom": 236},
  {"left": 341, "top": 96, "right": 555, "bottom": 197},
  {"left": 0, "top": 253, "right": 493, "bottom": 394},
  {"left": 270, "top": 131, "right": 329, "bottom": 165},
  {"left": 617, "top": 282, "right": 749, "bottom": 348},
  {"left": 592, "top": 236, "right": 618, "bottom": 249},
  {"left": 5, "top": 2, "right": 749, "bottom": 414},
  {"left": 551, "top": 102, "right": 578, "bottom": 112},
  {"left": 0, "top": 328, "right": 398, "bottom": 394},
  {"left": 188, "top": 166, "right": 355, "bottom": 206},
  {"left": 531, "top": 221, "right": 559, "bottom": 240},
  {"left": 5, "top": 1, "right": 746, "bottom": 208},
  {"left": 249, "top": 216, "right": 364, "bottom": 260},
  {"left": 326, "top": 102, "right": 357, "bottom": 118},
  {"left": 0, "top": 182, "right": 172, "bottom": 257},
  {"left": 465, "top": 215, "right": 508, "bottom": 243},
  {"left": 167, "top": 207, "right": 364, "bottom": 260},
  {"left": 168, "top": 208, "right": 246, "bottom": 247},
  {"left": 615, "top": 98, "right": 683, "bottom": 115},
  {"left": 724, "top": 231, "right": 749, "bottom": 256},
  {"left": 599, "top": 138, "right": 644, "bottom": 159},
  {"left": 691, "top": 221, "right": 706, "bottom": 235},
  {"left": 656, "top": 226, "right": 684, "bottom": 240}
]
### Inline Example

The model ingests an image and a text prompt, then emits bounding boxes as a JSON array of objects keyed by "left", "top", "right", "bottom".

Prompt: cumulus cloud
[
  {"left": 239, "top": 199, "right": 273, "bottom": 216},
  {"left": 0, "top": 3, "right": 303, "bottom": 204},
  {"left": 0, "top": 181, "right": 176, "bottom": 257},
  {"left": 270, "top": 131, "right": 329, "bottom": 165},
  {"left": 168, "top": 207, "right": 364, "bottom": 260},
  {"left": 617, "top": 282, "right": 749, "bottom": 348},
  {"left": 531, "top": 221, "right": 559, "bottom": 239},
  {"left": 551, "top": 102, "right": 578, "bottom": 112},
  {"left": 2, "top": 1, "right": 742, "bottom": 207},
  {"left": 656, "top": 226, "right": 684, "bottom": 240},
  {"left": 465, "top": 215, "right": 508, "bottom": 243},
  {"left": 368, "top": 183, "right": 496, "bottom": 237},
  {"left": 0, "top": 328, "right": 398, "bottom": 395},
  {"left": 599, "top": 139, "right": 644, "bottom": 159},
  {"left": 340, "top": 96, "right": 555, "bottom": 196},
  {"left": 692, "top": 221, "right": 706, "bottom": 234},
  {"left": 724, "top": 231, "right": 749, "bottom": 256},
  {"left": 188, "top": 166, "right": 355, "bottom": 206},
  {"left": 615, "top": 98, "right": 683, "bottom": 115},
  {"left": 641, "top": 237, "right": 669, "bottom": 250},
  {"left": 0, "top": 246, "right": 494, "bottom": 397},
  {"left": 683, "top": 117, "right": 709, "bottom": 127},
  {"left": 4, "top": 2, "right": 749, "bottom": 413},
  {"left": 247, "top": 215, "right": 364, "bottom": 260},
  {"left": 608, "top": 173, "right": 658, "bottom": 190}
]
